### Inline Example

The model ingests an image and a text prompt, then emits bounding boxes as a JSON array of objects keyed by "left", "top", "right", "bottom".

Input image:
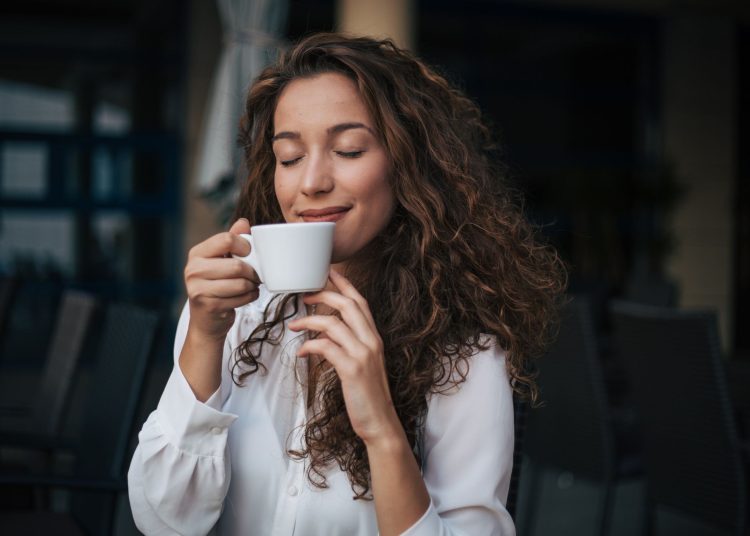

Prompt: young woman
[{"left": 128, "top": 33, "right": 565, "bottom": 536}]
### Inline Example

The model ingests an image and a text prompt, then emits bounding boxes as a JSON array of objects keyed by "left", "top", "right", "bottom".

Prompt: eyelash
[
  {"left": 280, "top": 157, "right": 302, "bottom": 167},
  {"left": 279, "top": 151, "right": 364, "bottom": 167},
  {"left": 336, "top": 150, "right": 364, "bottom": 159}
]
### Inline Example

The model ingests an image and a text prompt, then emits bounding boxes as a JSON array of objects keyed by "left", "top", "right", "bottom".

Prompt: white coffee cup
[{"left": 234, "top": 222, "right": 335, "bottom": 294}]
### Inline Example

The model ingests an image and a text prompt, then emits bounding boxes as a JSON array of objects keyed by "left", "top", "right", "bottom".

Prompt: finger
[
  {"left": 301, "top": 291, "right": 375, "bottom": 344},
  {"left": 194, "top": 289, "right": 260, "bottom": 312},
  {"left": 189, "top": 231, "right": 251, "bottom": 260},
  {"left": 223, "top": 289, "right": 260, "bottom": 308},
  {"left": 328, "top": 269, "right": 376, "bottom": 327},
  {"left": 229, "top": 218, "right": 251, "bottom": 235},
  {"left": 289, "top": 314, "right": 357, "bottom": 348},
  {"left": 191, "top": 278, "right": 257, "bottom": 299},
  {"left": 296, "top": 338, "right": 352, "bottom": 375},
  {"left": 185, "top": 257, "right": 260, "bottom": 285}
]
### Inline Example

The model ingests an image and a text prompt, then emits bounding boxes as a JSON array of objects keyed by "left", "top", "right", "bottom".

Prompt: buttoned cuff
[
  {"left": 155, "top": 365, "right": 238, "bottom": 457},
  {"left": 400, "top": 501, "right": 441, "bottom": 536}
]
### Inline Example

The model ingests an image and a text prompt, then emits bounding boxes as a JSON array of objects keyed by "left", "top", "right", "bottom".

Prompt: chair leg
[{"left": 521, "top": 462, "right": 543, "bottom": 536}]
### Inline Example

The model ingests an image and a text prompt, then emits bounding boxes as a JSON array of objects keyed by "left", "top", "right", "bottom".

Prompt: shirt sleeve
[
  {"left": 127, "top": 301, "right": 240, "bottom": 536},
  {"left": 401, "top": 341, "right": 517, "bottom": 536}
]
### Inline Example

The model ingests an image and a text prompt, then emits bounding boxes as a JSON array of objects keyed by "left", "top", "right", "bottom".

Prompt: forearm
[
  {"left": 178, "top": 323, "right": 225, "bottom": 402},
  {"left": 367, "top": 421, "right": 431, "bottom": 536},
  {"left": 128, "top": 365, "right": 236, "bottom": 536}
]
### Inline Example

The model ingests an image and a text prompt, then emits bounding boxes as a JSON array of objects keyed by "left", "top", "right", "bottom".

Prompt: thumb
[{"left": 229, "top": 218, "right": 251, "bottom": 235}]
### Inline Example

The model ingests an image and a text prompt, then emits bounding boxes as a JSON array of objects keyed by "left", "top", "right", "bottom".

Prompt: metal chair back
[
  {"left": 521, "top": 297, "right": 618, "bottom": 535},
  {"left": 610, "top": 301, "right": 746, "bottom": 534},
  {"left": 70, "top": 302, "right": 159, "bottom": 535},
  {"left": 33, "top": 291, "right": 98, "bottom": 438},
  {"left": 525, "top": 297, "right": 615, "bottom": 479}
]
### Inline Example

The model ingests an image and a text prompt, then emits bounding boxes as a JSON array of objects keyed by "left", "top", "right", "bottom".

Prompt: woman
[{"left": 128, "top": 33, "right": 565, "bottom": 535}]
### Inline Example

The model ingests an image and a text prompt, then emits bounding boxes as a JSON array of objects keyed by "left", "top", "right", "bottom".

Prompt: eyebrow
[{"left": 271, "top": 122, "right": 374, "bottom": 142}]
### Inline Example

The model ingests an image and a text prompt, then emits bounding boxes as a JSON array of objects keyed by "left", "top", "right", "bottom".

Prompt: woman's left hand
[{"left": 288, "top": 269, "right": 400, "bottom": 446}]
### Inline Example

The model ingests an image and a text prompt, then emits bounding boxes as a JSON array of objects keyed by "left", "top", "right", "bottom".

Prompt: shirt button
[
  {"left": 211, "top": 427, "right": 223, "bottom": 435},
  {"left": 288, "top": 485, "right": 299, "bottom": 496}
]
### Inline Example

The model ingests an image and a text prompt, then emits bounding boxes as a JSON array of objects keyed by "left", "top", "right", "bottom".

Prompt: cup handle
[{"left": 233, "top": 233, "right": 263, "bottom": 282}]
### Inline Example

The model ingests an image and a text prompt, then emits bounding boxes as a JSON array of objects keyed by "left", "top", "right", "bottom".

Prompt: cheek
[
  {"left": 366, "top": 176, "right": 395, "bottom": 216},
  {"left": 273, "top": 175, "right": 293, "bottom": 208},
  {"left": 273, "top": 181, "right": 296, "bottom": 223},
  {"left": 358, "top": 157, "right": 393, "bottom": 207}
]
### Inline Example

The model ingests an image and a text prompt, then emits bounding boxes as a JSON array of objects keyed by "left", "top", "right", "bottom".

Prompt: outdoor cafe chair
[
  {"left": 610, "top": 301, "right": 747, "bottom": 535},
  {"left": 0, "top": 301, "right": 160, "bottom": 536},
  {"left": 0, "top": 290, "right": 98, "bottom": 446},
  {"left": 521, "top": 297, "right": 638, "bottom": 536}
]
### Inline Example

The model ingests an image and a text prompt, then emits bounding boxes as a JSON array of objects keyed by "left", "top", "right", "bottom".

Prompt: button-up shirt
[{"left": 128, "top": 288, "right": 516, "bottom": 535}]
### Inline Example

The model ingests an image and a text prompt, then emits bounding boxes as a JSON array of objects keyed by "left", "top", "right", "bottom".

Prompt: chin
[
  {"left": 330, "top": 238, "right": 369, "bottom": 264},
  {"left": 330, "top": 249, "right": 353, "bottom": 265}
]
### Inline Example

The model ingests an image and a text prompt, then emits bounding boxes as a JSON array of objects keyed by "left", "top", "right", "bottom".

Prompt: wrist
[
  {"left": 187, "top": 320, "right": 230, "bottom": 347},
  {"left": 179, "top": 324, "right": 226, "bottom": 403},
  {"left": 363, "top": 415, "right": 411, "bottom": 455}
]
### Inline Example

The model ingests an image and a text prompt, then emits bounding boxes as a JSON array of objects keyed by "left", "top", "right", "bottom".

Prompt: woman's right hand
[{"left": 184, "top": 218, "right": 260, "bottom": 342}]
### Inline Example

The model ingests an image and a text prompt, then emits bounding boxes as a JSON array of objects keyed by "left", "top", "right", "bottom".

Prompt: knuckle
[
  {"left": 231, "top": 259, "right": 246, "bottom": 276},
  {"left": 220, "top": 232, "right": 234, "bottom": 251},
  {"left": 184, "top": 263, "right": 198, "bottom": 281},
  {"left": 318, "top": 339, "right": 334, "bottom": 354}
]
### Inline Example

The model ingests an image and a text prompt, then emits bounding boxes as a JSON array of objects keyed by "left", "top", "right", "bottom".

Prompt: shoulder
[
  {"left": 426, "top": 337, "right": 513, "bottom": 424},
  {"left": 421, "top": 336, "right": 515, "bottom": 473},
  {"left": 435, "top": 336, "right": 510, "bottom": 397}
]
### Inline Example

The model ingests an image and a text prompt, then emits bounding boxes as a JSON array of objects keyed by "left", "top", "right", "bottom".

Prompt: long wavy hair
[{"left": 233, "top": 33, "right": 566, "bottom": 499}]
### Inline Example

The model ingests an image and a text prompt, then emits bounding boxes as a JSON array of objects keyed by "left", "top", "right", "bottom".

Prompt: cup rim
[{"left": 250, "top": 221, "right": 336, "bottom": 231}]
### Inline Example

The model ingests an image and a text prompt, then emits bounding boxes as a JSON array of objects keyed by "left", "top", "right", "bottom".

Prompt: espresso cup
[{"left": 234, "top": 222, "right": 335, "bottom": 293}]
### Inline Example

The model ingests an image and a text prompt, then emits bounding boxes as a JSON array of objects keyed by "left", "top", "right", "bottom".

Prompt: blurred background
[{"left": 0, "top": 0, "right": 747, "bottom": 535}]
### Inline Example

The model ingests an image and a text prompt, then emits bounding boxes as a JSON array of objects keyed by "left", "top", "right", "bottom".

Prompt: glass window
[
  {"left": 1, "top": 142, "right": 48, "bottom": 197},
  {"left": 0, "top": 80, "right": 74, "bottom": 131},
  {"left": 0, "top": 211, "right": 75, "bottom": 276}
]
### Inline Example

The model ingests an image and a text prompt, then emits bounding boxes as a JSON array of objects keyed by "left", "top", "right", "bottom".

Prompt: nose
[{"left": 300, "top": 153, "right": 334, "bottom": 197}]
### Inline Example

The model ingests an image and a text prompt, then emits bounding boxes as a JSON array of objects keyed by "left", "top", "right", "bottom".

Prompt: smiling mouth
[{"left": 298, "top": 207, "right": 350, "bottom": 223}]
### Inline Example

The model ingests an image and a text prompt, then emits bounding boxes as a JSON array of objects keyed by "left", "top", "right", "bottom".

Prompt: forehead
[{"left": 273, "top": 72, "right": 372, "bottom": 129}]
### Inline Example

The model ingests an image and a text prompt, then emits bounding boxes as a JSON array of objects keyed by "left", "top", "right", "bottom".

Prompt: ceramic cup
[{"left": 234, "top": 222, "right": 335, "bottom": 293}]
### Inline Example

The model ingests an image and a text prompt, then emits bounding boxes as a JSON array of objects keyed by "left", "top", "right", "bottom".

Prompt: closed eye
[
  {"left": 336, "top": 150, "right": 364, "bottom": 159},
  {"left": 280, "top": 156, "right": 303, "bottom": 167}
]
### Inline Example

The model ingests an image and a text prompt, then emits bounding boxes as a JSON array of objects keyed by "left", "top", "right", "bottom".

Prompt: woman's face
[{"left": 272, "top": 72, "right": 395, "bottom": 264}]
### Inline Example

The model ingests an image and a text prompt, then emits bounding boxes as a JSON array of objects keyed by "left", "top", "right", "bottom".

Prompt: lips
[{"left": 298, "top": 206, "right": 350, "bottom": 223}]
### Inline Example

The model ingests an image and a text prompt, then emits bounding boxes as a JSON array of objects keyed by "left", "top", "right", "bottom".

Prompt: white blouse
[{"left": 128, "top": 288, "right": 516, "bottom": 536}]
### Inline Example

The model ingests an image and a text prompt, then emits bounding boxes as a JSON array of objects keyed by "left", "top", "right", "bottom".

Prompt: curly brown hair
[{"left": 232, "top": 33, "right": 566, "bottom": 499}]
